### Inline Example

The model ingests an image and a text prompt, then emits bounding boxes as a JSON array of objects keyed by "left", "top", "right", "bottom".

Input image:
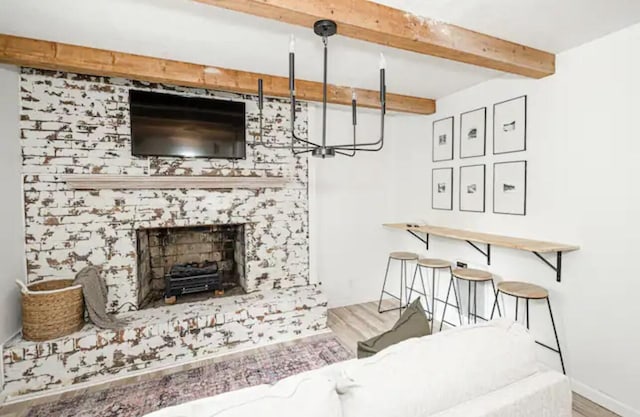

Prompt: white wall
[
  {"left": 0, "top": 64, "right": 24, "bottom": 391},
  {"left": 309, "top": 105, "right": 429, "bottom": 307},
  {"left": 0, "top": 64, "right": 23, "bottom": 346},
  {"left": 312, "top": 21, "right": 640, "bottom": 417}
]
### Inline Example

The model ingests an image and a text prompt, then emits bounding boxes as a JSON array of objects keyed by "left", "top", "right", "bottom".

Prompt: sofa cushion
[
  {"left": 357, "top": 298, "right": 431, "bottom": 359},
  {"left": 338, "top": 319, "right": 538, "bottom": 417},
  {"left": 144, "top": 374, "right": 342, "bottom": 417}
]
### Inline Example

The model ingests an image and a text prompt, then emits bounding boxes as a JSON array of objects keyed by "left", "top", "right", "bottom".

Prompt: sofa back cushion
[{"left": 338, "top": 320, "right": 538, "bottom": 417}]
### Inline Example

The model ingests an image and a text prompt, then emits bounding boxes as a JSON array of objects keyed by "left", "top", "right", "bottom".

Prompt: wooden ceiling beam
[
  {"left": 196, "top": 0, "right": 555, "bottom": 79},
  {"left": 0, "top": 34, "right": 435, "bottom": 115}
]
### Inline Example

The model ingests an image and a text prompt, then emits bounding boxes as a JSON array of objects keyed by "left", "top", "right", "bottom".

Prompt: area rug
[{"left": 23, "top": 335, "right": 353, "bottom": 417}]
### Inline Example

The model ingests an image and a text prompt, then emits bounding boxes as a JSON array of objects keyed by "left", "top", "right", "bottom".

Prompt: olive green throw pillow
[{"left": 357, "top": 299, "right": 431, "bottom": 359}]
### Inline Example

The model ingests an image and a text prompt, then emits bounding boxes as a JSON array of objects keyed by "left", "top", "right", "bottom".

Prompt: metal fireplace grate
[{"left": 164, "top": 261, "right": 221, "bottom": 301}]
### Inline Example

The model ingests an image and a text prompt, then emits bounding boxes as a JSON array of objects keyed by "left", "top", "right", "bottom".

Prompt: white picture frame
[
  {"left": 432, "top": 167, "right": 453, "bottom": 210},
  {"left": 493, "top": 96, "right": 527, "bottom": 155},
  {"left": 460, "top": 107, "right": 486, "bottom": 158},
  {"left": 493, "top": 161, "right": 527, "bottom": 215},
  {"left": 432, "top": 116, "right": 454, "bottom": 162},
  {"left": 459, "top": 164, "right": 485, "bottom": 213}
]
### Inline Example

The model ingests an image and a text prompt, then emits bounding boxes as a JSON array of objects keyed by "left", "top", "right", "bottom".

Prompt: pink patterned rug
[{"left": 23, "top": 336, "right": 353, "bottom": 417}]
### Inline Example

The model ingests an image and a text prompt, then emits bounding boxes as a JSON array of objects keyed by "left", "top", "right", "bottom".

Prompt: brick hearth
[{"left": 3, "top": 286, "right": 327, "bottom": 398}]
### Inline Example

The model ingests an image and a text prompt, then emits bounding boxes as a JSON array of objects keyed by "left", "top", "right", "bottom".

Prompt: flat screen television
[{"left": 130, "top": 90, "right": 246, "bottom": 159}]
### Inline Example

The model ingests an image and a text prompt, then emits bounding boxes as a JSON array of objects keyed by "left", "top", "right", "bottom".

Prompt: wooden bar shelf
[
  {"left": 384, "top": 223, "right": 580, "bottom": 282},
  {"left": 62, "top": 175, "right": 288, "bottom": 190}
]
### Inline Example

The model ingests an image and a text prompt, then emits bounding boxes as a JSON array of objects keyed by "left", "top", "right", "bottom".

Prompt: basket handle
[{"left": 15, "top": 280, "right": 29, "bottom": 293}]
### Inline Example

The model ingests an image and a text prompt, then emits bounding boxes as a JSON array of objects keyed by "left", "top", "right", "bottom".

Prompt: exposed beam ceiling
[
  {"left": 0, "top": 34, "right": 436, "bottom": 115},
  {"left": 196, "top": 0, "right": 556, "bottom": 78}
]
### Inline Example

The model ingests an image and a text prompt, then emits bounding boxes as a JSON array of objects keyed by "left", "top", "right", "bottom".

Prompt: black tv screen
[{"left": 130, "top": 90, "right": 246, "bottom": 159}]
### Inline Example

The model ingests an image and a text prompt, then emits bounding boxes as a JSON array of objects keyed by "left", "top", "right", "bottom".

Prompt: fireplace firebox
[{"left": 136, "top": 224, "right": 246, "bottom": 309}]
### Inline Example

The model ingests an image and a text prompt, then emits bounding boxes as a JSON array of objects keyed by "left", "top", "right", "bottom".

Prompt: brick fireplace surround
[{"left": 1, "top": 69, "right": 327, "bottom": 399}]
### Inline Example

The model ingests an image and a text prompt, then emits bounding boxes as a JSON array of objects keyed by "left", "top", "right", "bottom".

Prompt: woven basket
[{"left": 17, "top": 279, "right": 85, "bottom": 341}]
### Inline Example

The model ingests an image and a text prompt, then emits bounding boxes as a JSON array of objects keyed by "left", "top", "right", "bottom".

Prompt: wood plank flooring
[
  {"left": 0, "top": 300, "right": 619, "bottom": 417},
  {"left": 329, "top": 300, "right": 619, "bottom": 417}
]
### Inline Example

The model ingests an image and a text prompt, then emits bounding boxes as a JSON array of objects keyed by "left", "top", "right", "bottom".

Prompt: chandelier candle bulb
[
  {"left": 379, "top": 53, "right": 386, "bottom": 70},
  {"left": 289, "top": 34, "right": 295, "bottom": 53}
]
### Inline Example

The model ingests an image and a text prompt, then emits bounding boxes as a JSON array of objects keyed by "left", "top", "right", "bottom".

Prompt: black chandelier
[{"left": 256, "top": 19, "right": 387, "bottom": 158}]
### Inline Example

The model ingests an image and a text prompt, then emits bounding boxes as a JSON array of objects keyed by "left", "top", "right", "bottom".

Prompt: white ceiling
[
  {"left": 1, "top": 0, "right": 640, "bottom": 100},
  {"left": 373, "top": 0, "right": 640, "bottom": 53}
]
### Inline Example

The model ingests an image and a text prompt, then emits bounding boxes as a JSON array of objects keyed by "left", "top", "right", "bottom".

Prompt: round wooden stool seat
[
  {"left": 452, "top": 268, "right": 492, "bottom": 281},
  {"left": 389, "top": 251, "right": 419, "bottom": 261},
  {"left": 497, "top": 281, "right": 548, "bottom": 299},
  {"left": 417, "top": 258, "right": 451, "bottom": 268}
]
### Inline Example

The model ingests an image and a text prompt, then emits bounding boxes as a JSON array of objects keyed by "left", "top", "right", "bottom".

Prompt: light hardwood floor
[
  {"left": 0, "top": 301, "right": 619, "bottom": 417},
  {"left": 329, "top": 300, "right": 619, "bottom": 417}
]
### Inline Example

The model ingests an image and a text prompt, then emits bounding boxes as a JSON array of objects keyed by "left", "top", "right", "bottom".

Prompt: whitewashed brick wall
[{"left": 19, "top": 68, "right": 310, "bottom": 313}]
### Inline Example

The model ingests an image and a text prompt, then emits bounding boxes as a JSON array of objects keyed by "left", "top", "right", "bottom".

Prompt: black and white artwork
[
  {"left": 460, "top": 164, "right": 485, "bottom": 212},
  {"left": 493, "top": 161, "right": 527, "bottom": 215},
  {"left": 432, "top": 117, "right": 454, "bottom": 162},
  {"left": 432, "top": 167, "right": 453, "bottom": 210},
  {"left": 460, "top": 107, "right": 486, "bottom": 158},
  {"left": 493, "top": 96, "right": 527, "bottom": 154}
]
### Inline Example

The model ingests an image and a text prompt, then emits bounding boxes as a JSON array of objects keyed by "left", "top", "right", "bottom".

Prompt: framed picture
[
  {"left": 432, "top": 167, "right": 453, "bottom": 210},
  {"left": 493, "top": 96, "right": 527, "bottom": 154},
  {"left": 432, "top": 116, "right": 454, "bottom": 162},
  {"left": 460, "top": 107, "right": 486, "bottom": 158},
  {"left": 459, "top": 164, "right": 486, "bottom": 213},
  {"left": 493, "top": 161, "right": 527, "bottom": 215}
]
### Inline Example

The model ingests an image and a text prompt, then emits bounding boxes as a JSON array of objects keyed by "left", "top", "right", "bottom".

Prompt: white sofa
[{"left": 146, "top": 320, "right": 572, "bottom": 417}]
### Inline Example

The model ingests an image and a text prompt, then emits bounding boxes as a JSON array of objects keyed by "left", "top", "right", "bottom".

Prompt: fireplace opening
[{"left": 136, "top": 224, "right": 246, "bottom": 309}]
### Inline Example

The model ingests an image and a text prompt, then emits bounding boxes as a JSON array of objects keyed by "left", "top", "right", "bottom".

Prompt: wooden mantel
[
  {"left": 62, "top": 175, "right": 288, "bottom": 190},
  {"left": 0, "top": 34, "right": 436, "bottom": 115}
]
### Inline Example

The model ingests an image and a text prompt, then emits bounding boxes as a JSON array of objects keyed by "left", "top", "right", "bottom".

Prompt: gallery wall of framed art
[{"left": 430, "top": 95, "right": 528, "bottom": 216}]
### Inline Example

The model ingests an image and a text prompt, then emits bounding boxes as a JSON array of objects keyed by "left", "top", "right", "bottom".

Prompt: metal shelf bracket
[
  {"left": 408, "top": 230, "right": 429, "bottom": 250},
  {"left": 466, "top": 241, "right": 491, "bottom": 265},
  {"left": 533, "top": 251, "right": 563, "bottom": 282}
]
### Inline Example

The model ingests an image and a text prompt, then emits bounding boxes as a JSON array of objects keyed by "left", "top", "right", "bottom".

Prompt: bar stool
[
  {"left": 407, "top": 258, "right": 452, "bottom": 329},
  {"left": 440, "top": 268, "right": 501, "bottom": 331},
  {"left": 491, "top": 281, "right": 566, "bottom": 374},
  {"left": 377, "top": 251, "right": 419, "bottom": 317}
]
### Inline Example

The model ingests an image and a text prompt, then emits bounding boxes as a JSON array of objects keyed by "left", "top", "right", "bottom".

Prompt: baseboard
[{"left": 571, "top": 378, "right": 640, "bottom": 417}]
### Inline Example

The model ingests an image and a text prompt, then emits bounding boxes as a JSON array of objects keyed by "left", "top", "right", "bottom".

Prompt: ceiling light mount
[{"left": 313, "top": 19, "right": 338, "bottom": 37}]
